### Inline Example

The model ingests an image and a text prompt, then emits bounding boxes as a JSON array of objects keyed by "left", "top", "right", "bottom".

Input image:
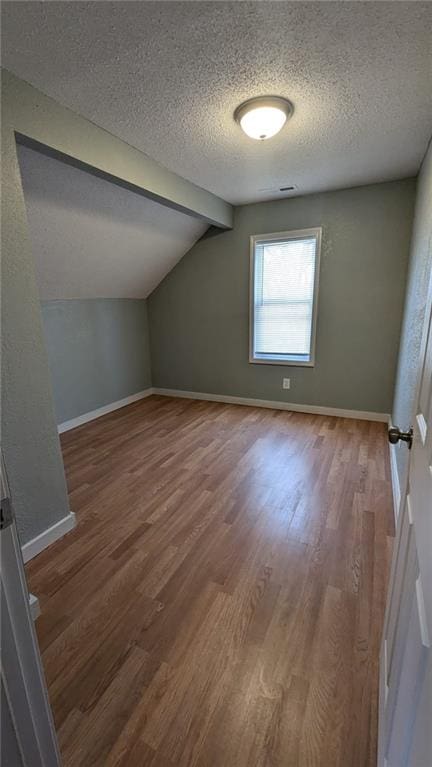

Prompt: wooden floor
[{"left": 26, "top": 395, "right": 395, "bottom": 767}]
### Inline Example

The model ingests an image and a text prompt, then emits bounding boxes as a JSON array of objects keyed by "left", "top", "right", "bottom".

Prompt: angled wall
[
  {"left": 16, "top": 141, "right": 208, "bottom": 428},
  {"left": 17, "top": 143, "right": 209, "bottom": 300}
]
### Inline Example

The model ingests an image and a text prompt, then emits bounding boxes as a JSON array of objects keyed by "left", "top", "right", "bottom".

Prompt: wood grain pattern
[{"left": 26, "top": 395, "right": 395, "bottom": 766}]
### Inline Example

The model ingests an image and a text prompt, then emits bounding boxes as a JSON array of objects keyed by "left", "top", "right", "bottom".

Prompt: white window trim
[{"left": 249, "top": 227, "right": 322, "bottom": 367}]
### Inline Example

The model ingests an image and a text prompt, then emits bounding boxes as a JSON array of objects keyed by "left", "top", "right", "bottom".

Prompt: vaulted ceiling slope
[
  {"left": 3, "top": 1, "right": 432, "bottom": 205},
  {"left": 18, "top": 145, "right": 207, "bottom": 299}
]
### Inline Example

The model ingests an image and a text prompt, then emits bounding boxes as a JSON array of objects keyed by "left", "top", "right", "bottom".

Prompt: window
[{"left": 249, "top": 227, "right": 321, "bottom": 366}]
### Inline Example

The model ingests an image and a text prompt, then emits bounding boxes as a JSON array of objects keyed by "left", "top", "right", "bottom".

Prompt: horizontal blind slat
[{"left": 253, "top": 236, "right": 317, "bottom": 358}]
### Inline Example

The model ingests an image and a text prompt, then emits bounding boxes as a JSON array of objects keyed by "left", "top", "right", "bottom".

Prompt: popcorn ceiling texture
[
  {"left": 2, "top": 1, "right": 431, "bottom": 205},
  {"left": 18, "top": 144, "right": 207, "bottom": 300}
]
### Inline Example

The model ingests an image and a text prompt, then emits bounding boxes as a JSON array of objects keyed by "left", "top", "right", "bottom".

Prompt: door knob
[{"left": 388, "top": 426, "right": 413, "bottom": 449}]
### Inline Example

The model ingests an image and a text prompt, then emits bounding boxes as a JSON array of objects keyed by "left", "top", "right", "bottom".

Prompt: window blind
[{"left": 252, "top": 234, "right": 318, "bottom": 362}]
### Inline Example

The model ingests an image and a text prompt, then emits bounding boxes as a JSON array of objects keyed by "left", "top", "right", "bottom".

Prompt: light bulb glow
[
  {"left": 240, "top": 106, "right": 287, "bottom": 140},
  {"left": 234, "top": 96, "right": 293, "bottom": 141}
]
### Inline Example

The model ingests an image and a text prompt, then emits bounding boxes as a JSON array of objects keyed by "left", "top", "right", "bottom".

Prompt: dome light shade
[{"left": 234, "top": 96, "right": 293, "bottom": 140}]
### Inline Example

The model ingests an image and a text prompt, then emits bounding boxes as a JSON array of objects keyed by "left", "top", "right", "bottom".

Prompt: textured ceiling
[
  {"left": 3, "top": 1, "right": 432, "bottom": 204},
  {"left": 17, "top": 144, "right": 207, "bottom": 299}
]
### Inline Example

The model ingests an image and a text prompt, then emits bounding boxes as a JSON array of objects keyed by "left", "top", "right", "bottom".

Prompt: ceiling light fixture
[{"left": 234, "top": 96, "right": 293, "bottom": 141}]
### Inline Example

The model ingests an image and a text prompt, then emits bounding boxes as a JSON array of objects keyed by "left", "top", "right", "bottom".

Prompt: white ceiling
[
  {"left": 17, "top": 144, "right": 207, "bottom": 299},
  {"left": 3, "top": 1, "right": 431, "bottom": 205}
]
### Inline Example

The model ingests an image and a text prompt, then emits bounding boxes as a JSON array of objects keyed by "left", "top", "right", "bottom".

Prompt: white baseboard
[
  {"left": 389, "top": 440, "right": 401, "bottom": 524},
  {"left": 21, "top": 511, "right": 76, "bottom": 563},
  {"left": 58, "top": 388, "right": 154, "bottom": 433},
  {"left": 29, "top": 593, "right": 41, "bottom": 621},
  {"left": 153, "top": 388, "right": 390, "bottom": 423}
]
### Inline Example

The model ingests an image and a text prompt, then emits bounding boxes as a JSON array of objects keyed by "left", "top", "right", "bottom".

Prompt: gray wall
[
  {"left": 1, "top": 82, "right": 70, "bottom": 546},
  {"left": 392, "top": 140, "right": 432, "bottom": 486},
  {"left": 149, "top": 180, "right": 415, "bottom": 414},
  {"left": 41, "top": 299, "right": 152, "bottom": 424}
]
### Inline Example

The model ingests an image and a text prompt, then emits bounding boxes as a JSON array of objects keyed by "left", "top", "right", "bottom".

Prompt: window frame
[{"left": 249, "top": 227, "right": 322, "bottom": 367}]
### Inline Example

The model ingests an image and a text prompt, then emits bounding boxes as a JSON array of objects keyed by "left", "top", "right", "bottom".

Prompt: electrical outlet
[{"left": 283, "top": 378, "right": 290, "bottom": 390}]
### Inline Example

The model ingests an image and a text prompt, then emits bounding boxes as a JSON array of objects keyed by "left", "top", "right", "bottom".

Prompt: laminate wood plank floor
[{"left": 26, "top": 396, "right": 395, "bottom": 767}]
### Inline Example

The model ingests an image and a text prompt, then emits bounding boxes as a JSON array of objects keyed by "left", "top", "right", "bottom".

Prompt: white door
[
  {"left": 0, "top": 455, "right": 61, "bottom": 767},
  {"left": 378, "top": 269, "right": 432, "bottom": 766}
]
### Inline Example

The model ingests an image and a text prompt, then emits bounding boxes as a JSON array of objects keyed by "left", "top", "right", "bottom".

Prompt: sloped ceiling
[
  {"left": 3, "top": 1, "right": 432, "bottom": 205},
  {"left": 17, "top": 144, "right": 207, "bottom": 299}
]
